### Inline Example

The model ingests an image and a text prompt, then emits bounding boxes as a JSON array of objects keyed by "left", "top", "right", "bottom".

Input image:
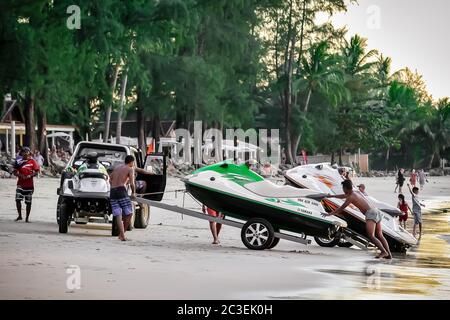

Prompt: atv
[{"left": 56, "top": 141, "right": 166, "bottom": 235}]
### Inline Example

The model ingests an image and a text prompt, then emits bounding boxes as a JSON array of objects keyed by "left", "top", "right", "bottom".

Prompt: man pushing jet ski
[{"left": 322, "top": 180, "right": 392, "bottom": 259}]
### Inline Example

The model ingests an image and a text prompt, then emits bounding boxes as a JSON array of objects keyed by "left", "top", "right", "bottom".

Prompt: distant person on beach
[
  {"left": 418, "top": 169, "right": 428, "bottom": 190},
  {"left": 281, "top": 148, "right": 286, "bottom": 165},
  {"left": 202, "top": 205, "right": 224, "bottom": 245},
  {"left": 33, "top": 150, "right": 44, "bottom": 178},
  {"left": 109, "top": 155, "right": 136, "bottom": 241},
  {"left": 395, "top": 169, "right": 405, "bottom": 193},
  {"left": 324, "top": 180, "right": 392, "bottom": 259},
  {"left": 357, "top": 184, "right": 367, "bottom": 196},
  {"left": 12, "top": 147, "right": 40, "bottom": 222},
  {"left": 15, "top": 146, "right": 23, "bottom": 164},
  {"left": 407, "top": 183, "right": 425, "bottom": 240},
  {"left": 397, "top": 194, "right": 411, "bottom": 229},
  {"left": 409, "top": 169, "right": 417, "bottom": 188}
]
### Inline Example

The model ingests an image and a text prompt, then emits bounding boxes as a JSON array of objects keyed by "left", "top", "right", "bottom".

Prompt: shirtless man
[
  {"left": 109, "top": 155, "right": 136, "bottom": 241},
  {"left": 323, "top": 179, "right": 392, "bottom": 259}
]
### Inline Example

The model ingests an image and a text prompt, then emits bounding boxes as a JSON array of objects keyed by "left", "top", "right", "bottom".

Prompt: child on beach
[
  {"left": 407, "top": 183, "right": 425, "bottom": 240},
  {"left": 397, "top": 194, "right": 411, "bottom": 229}
]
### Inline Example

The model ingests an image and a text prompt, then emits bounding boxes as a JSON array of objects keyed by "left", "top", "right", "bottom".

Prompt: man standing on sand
[
  {"left": 323, "top": 180, "right": 392, "bottom": 259},
  {"left": 109, "top": 155, "right": 136, "bottom": 241},
  {"left": 12, "top": 147, "right": 40, "bottom": 222}
]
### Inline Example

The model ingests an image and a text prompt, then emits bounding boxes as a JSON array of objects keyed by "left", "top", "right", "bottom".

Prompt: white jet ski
[{"left": 284, "top": 163, "right": 418, "bottom": 252}]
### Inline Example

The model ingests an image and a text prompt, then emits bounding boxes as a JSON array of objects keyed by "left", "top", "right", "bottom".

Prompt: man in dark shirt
[{"left": 13, "top": 147, "right": 40, "bottom": 222}]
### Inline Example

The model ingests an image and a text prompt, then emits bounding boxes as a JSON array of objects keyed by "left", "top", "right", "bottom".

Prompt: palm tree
[
  {"left": 291, "top": 41, "right": 347, "bottom": 157},
  {"left": 333, "top": 35, "right": 379, "bottom": 163},
  {"left": 422, "top": 98, "right": 450, "bottom": 168}
]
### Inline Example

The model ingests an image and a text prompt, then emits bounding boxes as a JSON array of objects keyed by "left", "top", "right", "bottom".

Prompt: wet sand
[{"left": 0, "top": 175, "right": 449, "bottom": 299}]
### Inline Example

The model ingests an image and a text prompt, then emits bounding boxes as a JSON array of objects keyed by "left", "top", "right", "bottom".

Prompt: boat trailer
[{"left": 135, "top": 196, "right": 312, "bottom": 248}]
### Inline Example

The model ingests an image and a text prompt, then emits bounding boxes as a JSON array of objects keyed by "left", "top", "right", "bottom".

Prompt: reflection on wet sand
[{"left": 318, "top": 206, "right": 450, "bottom": 299}]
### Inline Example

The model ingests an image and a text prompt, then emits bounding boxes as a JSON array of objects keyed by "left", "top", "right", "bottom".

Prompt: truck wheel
[
  {"left": 241, "top": 218, "right": 275, "bottom": 250},
  {"left": 111, "top": 216, "right": 119, "bottom": 236},
  {"left": 134, "top": 204, "right": 150, "bottom": 229},
  {"left": 58, "top": 203, "right": 70, "bottom": 234},
  {"left": 314, "top": 236, "right": 340, "bottom": 247},
  {"left": 56, "top": 196, "right": 63, "bottom": 224}
]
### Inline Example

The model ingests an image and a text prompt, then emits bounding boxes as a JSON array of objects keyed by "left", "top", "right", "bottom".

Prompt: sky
[{"left": 320, "top": 0, "right": 450, "bottom": 100}]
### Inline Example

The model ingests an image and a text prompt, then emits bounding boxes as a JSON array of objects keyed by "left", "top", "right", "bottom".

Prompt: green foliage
[{"left": 0, "top": 0, "right": 448, "bottom": 168}]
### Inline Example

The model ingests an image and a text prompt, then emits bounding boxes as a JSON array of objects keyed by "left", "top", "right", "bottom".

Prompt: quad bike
[{"left": 56, "top": 141, "right": 166, "bottom": 235}]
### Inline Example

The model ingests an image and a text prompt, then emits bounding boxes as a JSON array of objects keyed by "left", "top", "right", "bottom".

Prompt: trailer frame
[{"left": 135, "top": 197, "right": 312, "bottom": 247}]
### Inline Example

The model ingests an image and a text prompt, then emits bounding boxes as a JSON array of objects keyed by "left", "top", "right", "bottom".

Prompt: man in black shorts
[{"left": 13, "top": 147, "right": 40, "bottom": 222}]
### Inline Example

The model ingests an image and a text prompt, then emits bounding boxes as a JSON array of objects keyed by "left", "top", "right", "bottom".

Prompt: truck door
[{"left": 138, "top": 152, "right": 167, "bottom": 201}]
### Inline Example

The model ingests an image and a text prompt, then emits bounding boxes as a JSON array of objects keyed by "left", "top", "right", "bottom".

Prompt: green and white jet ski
[{"left": 183, "top": 161, "right": 347, "bottom": 250}]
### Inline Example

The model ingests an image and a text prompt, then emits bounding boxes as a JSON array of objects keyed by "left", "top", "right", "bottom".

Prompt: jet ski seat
[{"left": 244, "top": 180, "right": 327, "bottom": 200}]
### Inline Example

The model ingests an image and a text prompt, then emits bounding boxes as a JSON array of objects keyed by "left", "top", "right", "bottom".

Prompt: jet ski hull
[{"left": 186, "top": 182, "right": 338, "bottom": 239}]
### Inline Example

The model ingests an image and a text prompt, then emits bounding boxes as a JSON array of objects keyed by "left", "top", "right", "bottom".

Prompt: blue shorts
[{"left": 110, "top": 186, "right": 133, "bottom": 217}]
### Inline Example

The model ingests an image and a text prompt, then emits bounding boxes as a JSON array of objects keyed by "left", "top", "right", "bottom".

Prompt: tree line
[{"left": 1, "top": 0, "right": 449, "bottom": 169}]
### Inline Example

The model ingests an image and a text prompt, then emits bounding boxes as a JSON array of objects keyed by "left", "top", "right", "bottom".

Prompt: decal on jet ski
[
  {"left": 297, "top": 198, "right": 320, "bottom": 207},
  {"left": 265, "top": 198, "right": 306, "bottom": 208},
  {"left": 222, "top": 173, "right": 256, "bottom": 187},
  {"left": 313, "top": 175, "right": 335, "bottom": 188}
]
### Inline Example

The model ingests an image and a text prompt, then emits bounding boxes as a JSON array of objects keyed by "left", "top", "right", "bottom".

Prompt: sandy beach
[{"left": 0, "top": 175, "right": 449, "bottom": 300}]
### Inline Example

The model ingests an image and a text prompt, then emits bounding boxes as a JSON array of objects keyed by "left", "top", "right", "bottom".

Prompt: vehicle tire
[
  {"left": 58, "top": 203, "right": 70, "bottom": 234},
  {"left": 314, "top": 236, "right": 340, "bottom": 247},
  {"left": 337, "top": 240, "right": 354, "bottom": 248},
  {"left": 390, "top": 242, "right": 407, "bottom": 253},
  {"left": 134, "top": 204, "right": 150, "bottom": 229},
  {"left": 268, "top": 237, "right": 280, "bottom": 249},
  {"left": 268, "top": 228, "right": 280, "bottom": 249},
  {"left": 111, "top": 216, "right": 119, "bottom": 237},
  {"left": 241, "top": 218, "right": 275, "bottom": 250}
]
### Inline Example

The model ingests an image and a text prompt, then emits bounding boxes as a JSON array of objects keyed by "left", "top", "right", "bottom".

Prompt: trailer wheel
[
  {"left": 314, "top": 236, "right": 340, "bottom": 247},
  {"left": 134, "top": 204, "right": 150, "bottom": 229},
  {"left": 269, "top": 237, "right": 280, "bottom": 249},
  {"left": 267, "top": 228, "right": 280, "bottom": 249},
  {"left": 337, "top": 240, "right": 354, "bottom": 248},
  {"left": 390, "top": 242, "right": 407, "bottom": 253},
  {"left": 241, "top": 218, "right": 275, "bottom": 250}
]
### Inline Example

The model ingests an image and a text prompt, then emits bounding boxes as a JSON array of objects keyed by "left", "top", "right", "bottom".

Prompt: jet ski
[
  {"left": 284, "top": 163, "right": 418, "bottom": 252},
  {"left": 183, "top": 161, "right": 347, "bottom": 250}
]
